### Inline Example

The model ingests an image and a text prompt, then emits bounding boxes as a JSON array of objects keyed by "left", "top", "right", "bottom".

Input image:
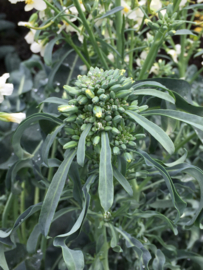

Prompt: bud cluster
[{"left": 58, "top": 67, "right": 147, "bottom": 163}]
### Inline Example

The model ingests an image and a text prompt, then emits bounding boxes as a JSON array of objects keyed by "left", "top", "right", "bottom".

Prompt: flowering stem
[
  {"left": 72, "top": 0, "right": 108, "bottom": 69},
  {"left": 27, "top": 20, "right": 54, "bottom": 30},
  {"left": 173, "top": 0, "right": 182, "bottom": 12},
  {"left": 102, "top": 224, "right": 109, "bottom": 270},
  {"left": 179, "top": 10, "right": 187, "bottom": 78},
  {"left": 138, "top": 28, "right": 167, "bottom": 80},
  {"left": 115, "top": 0, "right": 123, "bottom": 68},
  {"left": 189, "top": 66, "right": 203, "bottom": 84}
]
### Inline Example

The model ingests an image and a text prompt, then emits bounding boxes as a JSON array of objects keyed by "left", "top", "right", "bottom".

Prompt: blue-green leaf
[
  {"left": 132, "top": 89, "right": 175, "bottom": 104},
  {"left": 44, "top": 36, "right": 62, "bottom": 66},
  {"left": 0, "top": 243, "right": 9, "bottom": 270},
  {"left": 152, "top": 249, "right": 166, "bottom": 270},
  {"left": 39, "top": 149, "right": 76, "bottom": 236},
  {"left": 135, "top": 150, "right": 186, "bottom": 223},
  {"left": 141, "top": 109, "right": 203, "bottom": 131},
  {"left": 126, "top": 111, "right": 175, "bottom": 154},
  {"left": 175, "top": 29, "right": 196, "bottom": 36},
  {"left": 96, "top": 6, "right": 124, "bottom": 20},
  {"left": 113, "top": 166, "right": 133, "bottom": 196},
  {"left": 12, "top": 113, "right": 62, "bottom": 159},
  {"left": 99, "top": 132, "right": 113, "bottom": 212},
  {"left": 69, "top": 162, "right": 83, "bottom": 207},
  {"left": 26, "top": 224, "right": 41, "bottom": 254},
  {"left": 77, "top": 123, "right": 92, "bottom": 167}
]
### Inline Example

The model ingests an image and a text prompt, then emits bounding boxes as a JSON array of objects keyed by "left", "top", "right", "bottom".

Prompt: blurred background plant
[{"left": 1, "top": 0, "right": 203, "bottom": 270}]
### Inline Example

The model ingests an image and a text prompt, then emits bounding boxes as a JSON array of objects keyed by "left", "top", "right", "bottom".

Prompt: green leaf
[
  {"left": 77, "top": 123, "right": 92, "bottom": 167},
  {"left": 175, "top": 29, "right": 196, "bottom": 36},
  {"left": 126, "top": 111, "right": 175, "bottom": 154},
  {"left": 26, "top": 223, "right": 41, "bottom": 254},
  {"left": 47, "top": 48, "right": 74, "bottom": 90},
  {"left": 0, "top": 203, "right": 42, "bottom": 246},
  {"left": 0, "top": 243, "right": 9, "bottom": 270},
  {"left": 99, "top": 132, "right": 114, "bottom": 212},
  {"left": 165, "top": 149, "right": 187, "bottom": 167},
  {"left": 134, "top": 81, "right": 169, "bottom": 90},
  {"left": 116, "top": 227, "right": 152, "bottom": 270},
  {"left": 194, "top": 49, "right": 203, "bottom": 58},
  {"left": 106, "top": 223, "right": 122, "bottom": 252},
  {"left": 39, "top": 149, "right": 76, "bottom": 236},
  {"left": 69, "top": 162, "right": 83, "bottom": 207},
  {"left": 41, "top": 124, "right": 64, "bottom": 166},
  {"left": 132, "top": 88, "right": 175, "bottom": 103},
  {"left": 166, "top": 163, "right": 203, "bottom": 226},
  {"left": 183, "top": 3, "right": 203, "bottom": 9},
  {"left": 141, "top": 109, "right": 203, "bottom": 131},
  {"left": 113, "top": 166, "right": 133, "bottom": 196},
  {"left": 96, "top": 6, "right": 124, "bottom": 20},
  {"left": 44, "top": 36, "right": 62, "bottom": 66},
  {"left": 135, "top": 150, "right": 186, "bottom": 223},
  {"left": 152, "top": 249, "right": 165, "bottom": 270},
  {"left": 53, "top": 183, "right": 90, "bottom": 270},
  {"left": 12, "top": 113, "right": 62, "bottom": 159},
  {"left": 176, "top": 250, "right": 203, "bottom": 269}
]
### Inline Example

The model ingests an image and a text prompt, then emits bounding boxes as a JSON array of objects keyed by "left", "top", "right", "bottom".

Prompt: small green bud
[
  {"left": 113, "top": 147, "right": 120, "bottom": 155},
  {"left": 109, "top": 84, "right": 122, "bottom": 92},
  {"left": 72, "top": 135, "right": 80, "bottom": 140},
  {"left": 92, "top": 96, "right": 99, "bottom": 103},
  {"left": 115, "top": 90, "right": 132, "bottom": 98},
  {"left": 93, "top": 106, "right": 103, "bottom": 118},
  {"left": 168, "top": 30, "right": 176, "bottom": 36},
  {"left": 137, "top": 105, "right": 148, "bottom": 112},
  {"left": 110, "top": 91, "right": 115, "bottom": 99},
  {"left": 130, "top": 123, "right": 136, "bottom": 132},
  {"left": 118, "top": 107, "right": 125, "bottom": 113},
  {"left": 78, "top": 96, "right": 88, "bottom": 105},
  {"left": 63, "top": 141, "right": 78, "bottom": 149},
  {"left": 93, "top": 136, "right": 100, "bottom": 146},
  {"left": 112, "top": 105, "right": 117, "bottom": 111},
  {"left": 128, "top": 105, "right": 139, "bottom": 110},
  {"left": 128, "top": 141, "right": 137, "bottom": 148},
  {"left": 85, "top": 89, "right": 95, "bottom": 99},
  {"left": 81, "top": 124, "right": 87, "bottom": 131},
  {"left": 166, "top": 4, "right": 173, "bottom": 16},
  {"left": 112, "top": 127, "right": 120, "bottom": 135},
  {"left": 113, "top": 115, "right": 122, "bottom": 124},
  {"left": 131, "top": 100, "right": 138, "bottom": 106},
  {"left": 58, "top": 105, "right": 78, "bottom": 113},
  {"left": 123, "top": 152, "right": 132, "bottom": 163},
  {"left": 99, "top": 94, "right": 108, "bottom": 101},
  {"left": 64, "top": 85, "right": 80, "bottom": 96},
  {"left": 68, "top": 99, "right": 78, "bottom": 105},
  {"left": 97, "top": 88, "right": 105, "bottom": 95},
  {"left": 115, "top": 140, "right": 119, "bottom": 146},
  {"left": 87, "top": 104, "right": 93, "bottom": 111},
  {"left": 121, "top": 144, "right": 126, "bottom": 150},
  {"left": 105, "top": 115, "right": 112, "bottom": 121},
  {"left": 104, "top": 126, "right": 112, "bottom": 131},
  {"left": 64, "top": 127, "right": 75, "bottom": 134},
  {"left": 135, "top": 134, "right": 146, "bottom": 139}
]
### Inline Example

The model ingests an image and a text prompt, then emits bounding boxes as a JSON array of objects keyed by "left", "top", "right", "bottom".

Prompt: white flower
[
  {"left": 180, "top": 0, "right": 188, "bottom": 7},
  {"left": 30, "top": 40, "right": 47, "bottom": 57},
  {"left": 107, "top": 53, "right": 115, "bottom": 62},
  {"left": 0, "top": 73, "right": 13, "bottom": 103},
  {"left": 8, "top": 0, "right": 24, "bottom": 4},
  {"left": 24, "top": 0, "right": 47, "bottom": 12},
  {"left": 0, "top": 113, "right": 26, "bottom": 124},
  {"left": 150, "top": 0, "right": 162, "bottom": 12},
  {"left": 57, "top": 22, "right": 83, "bottom": 43},
  {"left": 168, "top": 44, "right": 181, "bottom": 63},
  {"left": 124, "top": 55, "right": 129, "bottom": 63},
  {"left": 18, "top": 22, "right": 36, "bottom": 44}
]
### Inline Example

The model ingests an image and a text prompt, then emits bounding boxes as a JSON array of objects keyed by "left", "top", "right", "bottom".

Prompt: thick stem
[
  {"left": 102, "top": 224, "right": 109, "bottom": 270},
  {"left": 138, "top": 28, "right": 167, "bottom": 80},
  {"left": 48, "top": 139, "right": 58, "bottom": 182}
]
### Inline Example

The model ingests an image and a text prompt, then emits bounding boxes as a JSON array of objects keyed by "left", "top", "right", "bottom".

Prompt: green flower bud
[
  {"left": 93, "top": 106, "right": 103, "bottom": 118},
  {"left": 93, "top": 136, "right": 100, "bottom": 146},
  {"left": 137, "top": 105, "right": 148, "bottom": 112},
  {"left": 123, "top": 152, "right": 132, "bottom": 163},
  {"left": 64, "top": 85, "right": 80, "bottom": 96},
  {"left": 168, "top": 30, "right": 176, "bottom": 36},
  {"left": 109, "top": 84, "right": 122, "bottom": 92},
  {"left": 81, "top": 123, "right": 87, "bottom": 131},
  {"left": 85, "top": 89, "right": 95, "bottom": 99},
  {"left": 99, "top": 94, "right": 108, "bottom": 101},
  {"left": 104, "top": 126, "right": 112, "bottom": 131},
  {"left": 115, "top": 140, "right": 119, "bottom": 146},
  {"left": 87, "top": 104, "right": 93, "bottom": 111},
  {"left": 166, "top": 4, "right": 173, "bottom": 16},
  {"left": 64, "top": 127, "right": 75, "bottom": 134},
  {"left": 135, "top": 134, "right": 146, "bottom": 139},
  {"left": 58, "top": 105, "right": 78, "bottom": 113},
  {"left": 115, "top": 89, "right": 133, "bottom": 98},
  {"left": 105, "top": 115, "right": 112, "bottom": 121},
  {"left": 112, "top": 127, "right": 120, "bottom": 135},
  {"left": 128, "top": 141, "right": 137, "bottom": 148},
  {"left": 118, "top": 107, "right": 125, "bottom": 113},
  {"left": 97, "top": 88, "right": 105, "bottom": 95},
  {"left": 113, "top": 146, "right": 120, "bottom": 155},
  {"left": 128, "top": 105, "right": 139, "bottom": 110},
  {"left": 113, "top": 115, "right": 122, "bottom": 123},
  {"left": 130, "top": 123, "right": 136, "bottom": 132},
  {"left": 78, "top": 96, "right": 88, "bottom": 105},
  {"left": 92, "top": 96, "right": 99, "bottom": 103},
  {"left": 86, "top": 141, "right": 91, "bottom": 147},
  {"left": 121, "top": 144, "right": 126, "bottom": 150},
  {"left": 68, "top": 99, "right": 78, "bottom": 105},
  {"left": 63, "top": 141, "right": 78, "bottom": 149},
  {"left": 72, "top": 135, "right": 80, "bottom": 140},
  {"left": 110, "top": 91, "right": 115, "bottom": 99},
  {"left": 112, "top": 105, "right": 117, "bottom": 111}
]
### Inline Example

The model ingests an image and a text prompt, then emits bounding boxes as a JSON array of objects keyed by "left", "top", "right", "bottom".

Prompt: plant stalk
[
  {"left": 102, "top": 224, "right": 109, "bottom": 270},
  {"left": 115, "top": 0, "right": 123, "bottom": 67},
  {"left": 20, "top": 181, "right": 26, "bottom": 243},
  {"left": 2, "top": 192, "right": 14, "bottom": 228}
]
